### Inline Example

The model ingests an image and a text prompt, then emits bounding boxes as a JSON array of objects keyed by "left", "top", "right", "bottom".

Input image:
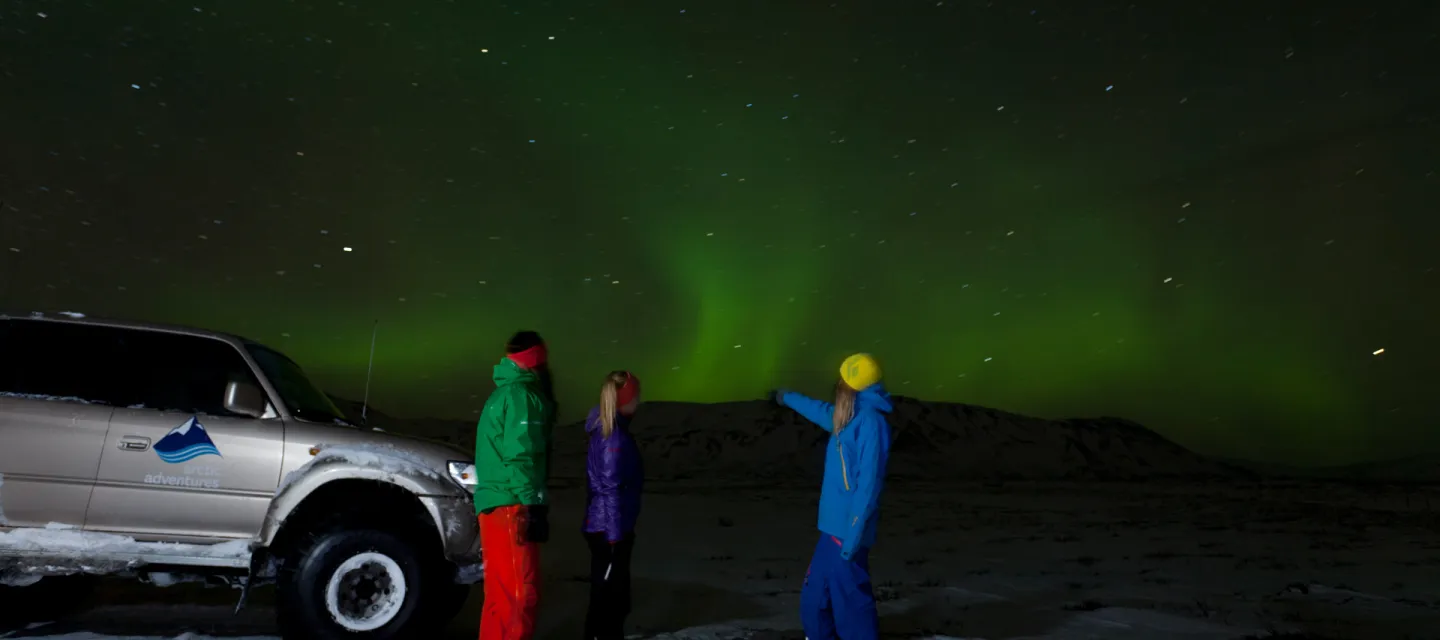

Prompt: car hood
[{"left": 290, "top": 419, "right": 468, "bottom": 471}]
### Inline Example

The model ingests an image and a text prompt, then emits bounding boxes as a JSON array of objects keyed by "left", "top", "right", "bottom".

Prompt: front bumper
[{"left": 419, "top": 494, "right": 483, "bottom": 583}]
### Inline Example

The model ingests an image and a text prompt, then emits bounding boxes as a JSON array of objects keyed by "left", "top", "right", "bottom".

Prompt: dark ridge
[{"left": 330, "top": 394, "right": 1252, "bottom": 482}]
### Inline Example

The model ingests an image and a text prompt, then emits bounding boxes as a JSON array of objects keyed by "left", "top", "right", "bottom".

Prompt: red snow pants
[{"left": 478, "top": 505, "right": 540, "bottom": 640}]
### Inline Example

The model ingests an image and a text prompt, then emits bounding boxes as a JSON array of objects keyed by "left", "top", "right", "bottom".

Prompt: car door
[
  {"left": 0, "top": 319, "right": 124, "bottom": 529},
  {"left": 84, "top": 329, "right": 284, "bottom": 540}
]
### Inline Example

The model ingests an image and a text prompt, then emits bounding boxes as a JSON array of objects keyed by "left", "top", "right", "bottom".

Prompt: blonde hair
[
  {"left": 832, "top": 379, "right": 856, "bottom": 434},
  {"left": 597, "top": 370, "right": 632, "bottom": 438}
]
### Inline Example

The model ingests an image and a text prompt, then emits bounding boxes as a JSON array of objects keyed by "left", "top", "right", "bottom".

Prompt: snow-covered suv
[{"left": 0, "top": 312, "right": 482, "bottom": 639}]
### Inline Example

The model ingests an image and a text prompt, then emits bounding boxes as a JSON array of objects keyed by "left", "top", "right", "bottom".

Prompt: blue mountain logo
[{"left": 153, "top": 417, "right": 222, "bottom": 464}]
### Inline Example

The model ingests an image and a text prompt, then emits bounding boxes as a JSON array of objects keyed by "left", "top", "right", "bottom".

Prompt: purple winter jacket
[{"left": 582, "top": 406, "right": 645, "bottom": 542}]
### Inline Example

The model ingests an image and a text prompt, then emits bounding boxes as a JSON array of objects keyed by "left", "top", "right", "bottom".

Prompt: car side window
[
  {"left": 116, "top": 330, "right": 264, "bottom": 418},
  {"left": 0, "top": 319, "right": 129, "bottom": 406}
]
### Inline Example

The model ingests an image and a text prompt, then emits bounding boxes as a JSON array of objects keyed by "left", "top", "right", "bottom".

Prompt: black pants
[{"left": 583, "top": 532, "right": 634, "bottom": 640}]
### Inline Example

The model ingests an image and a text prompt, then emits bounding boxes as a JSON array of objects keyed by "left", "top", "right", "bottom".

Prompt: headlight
[{"left": 448, "top": 461, "right": 479, "bottom": 489}]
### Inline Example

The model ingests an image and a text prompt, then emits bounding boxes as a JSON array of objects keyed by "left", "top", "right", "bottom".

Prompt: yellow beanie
[{"left": 839, "top": 353, "right": 882, "bottom": 390}]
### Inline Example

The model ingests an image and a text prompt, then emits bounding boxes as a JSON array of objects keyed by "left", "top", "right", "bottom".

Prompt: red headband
[
  {"left": 615, "top": 372, "right": 640, "bottom": 408},
  {"left": 506, "top": 344, "right": 548, "bottom": 370}
]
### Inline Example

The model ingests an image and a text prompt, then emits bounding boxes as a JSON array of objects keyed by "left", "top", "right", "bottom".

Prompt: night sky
[{"left": 2, "top": 2, "right": 1436, "bottom": 466}]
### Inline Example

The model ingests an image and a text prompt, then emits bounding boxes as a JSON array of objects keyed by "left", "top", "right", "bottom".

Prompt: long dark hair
[{"left": 505, "top": 330, "right": 557, "bottom": 415}]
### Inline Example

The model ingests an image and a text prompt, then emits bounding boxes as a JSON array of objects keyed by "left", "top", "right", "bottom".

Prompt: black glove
[
  {"left": 770, "top": 389, "right": 791, "bottom": 407},
  {"left": 520, "top": 504, "right": 550, "bottom": 543}
]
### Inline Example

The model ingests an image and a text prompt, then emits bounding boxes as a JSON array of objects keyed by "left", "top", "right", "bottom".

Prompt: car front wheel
[{"left": 277, "top": 529, "right": 427, "bottom": 639}]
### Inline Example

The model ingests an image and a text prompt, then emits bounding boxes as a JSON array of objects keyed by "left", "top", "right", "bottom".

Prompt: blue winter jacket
[
  {"left": 779, "top": 384, "right": 893, "bottom": 560},
  {"left": 582, "top": 406, "right": 645, "bottom": 542}
]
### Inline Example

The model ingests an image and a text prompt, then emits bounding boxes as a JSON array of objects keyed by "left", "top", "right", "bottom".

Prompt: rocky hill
[{"left": 331, "top": 394, "right": 1243, "bottom": 482}]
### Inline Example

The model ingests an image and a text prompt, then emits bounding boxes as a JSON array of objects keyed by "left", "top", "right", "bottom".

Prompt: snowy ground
[{"left": 4, "top": 480, "right": 1440, "bottom": 639}]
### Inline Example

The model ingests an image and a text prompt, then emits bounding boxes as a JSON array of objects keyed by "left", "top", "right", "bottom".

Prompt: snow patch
[
  {"left": 638, "top": 610, "right": 799, "bottom": 640},
  {"left": 1043, "top": 606, "right": 1258, "bottom": 639},
  {"left": 1297, "top": 582, "right": 1393, "bottom": 601},
  {"left": 0, "top": 525, "right": 251, "bottom": 563},
  {"left": 943, "top": 586, "right": 1009, "bottom": 604},
  {"left": 643, "top": 623, "right": 762, "bottom": 640},
  {"left": 276, "top": 443, "right": 444, "bottom": 496},
  {"left": 17, "top": 634, "right": 279, "bottom": 640},
  {"left": 2, "top": 572, "right": 43, "bottom": 587},
  {"left": 195, "top": 540, "right": 253, "bottom": 557},
  {"left": 0, "top": 392, "right": 96, "bottom": 405},
  {"left": 644, "top": 614, "right": 1231, "bottom": 640},
  {"left": 144, "top": 572, "right": 184, "bottom": 587},
  {"left": 57, "top": 311, "right": 86, "bottom": 318}
]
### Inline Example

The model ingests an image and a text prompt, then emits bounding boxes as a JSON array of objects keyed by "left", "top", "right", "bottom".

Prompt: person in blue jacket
[{"left": 771, "top": 353, "right": 892, "bottom": 640}]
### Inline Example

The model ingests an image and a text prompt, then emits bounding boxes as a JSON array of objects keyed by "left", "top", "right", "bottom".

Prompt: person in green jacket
[{"left": 473, "top": 330, "right": 556, "bottom": 640}]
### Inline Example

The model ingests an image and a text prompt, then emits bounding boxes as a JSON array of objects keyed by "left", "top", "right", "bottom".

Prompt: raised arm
[{"left": 777, "top": 390, "right": 836, "bottom": 430}]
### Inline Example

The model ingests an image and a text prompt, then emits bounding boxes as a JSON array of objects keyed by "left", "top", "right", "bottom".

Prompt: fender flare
[{"left": 257, "top": 455, "right": 457, "bottom": 549}]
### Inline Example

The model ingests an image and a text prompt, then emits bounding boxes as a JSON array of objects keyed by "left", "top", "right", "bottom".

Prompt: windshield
[{"left": 244, "top": 342, "right": 350, "bottom": 425}]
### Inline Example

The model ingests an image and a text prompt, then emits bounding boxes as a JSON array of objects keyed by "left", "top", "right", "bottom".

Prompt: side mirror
[{"left": 224, "top": 380, "right": 268, "bottom": 418}]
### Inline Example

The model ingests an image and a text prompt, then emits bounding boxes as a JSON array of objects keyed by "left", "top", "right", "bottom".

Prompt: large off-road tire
[{"left": 276, "top": 529, "right": 429, "bottom": 640}]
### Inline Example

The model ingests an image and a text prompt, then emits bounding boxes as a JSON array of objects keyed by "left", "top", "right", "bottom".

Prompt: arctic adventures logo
[
  {"left": 153, "top": 416, "right": 223, "bottom": 464},
  {"left": 144, "top": 417, "right": 225, "bottom": 489}
]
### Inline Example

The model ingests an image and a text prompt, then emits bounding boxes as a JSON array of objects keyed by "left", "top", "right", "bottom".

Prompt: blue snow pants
[{"left": 800, "top": 535, "right": 879, "bottom": 640}]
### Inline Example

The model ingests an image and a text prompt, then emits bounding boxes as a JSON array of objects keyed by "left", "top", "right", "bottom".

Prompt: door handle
[{"left": 119, "top": 436, "right": 151, "bottom": 452}]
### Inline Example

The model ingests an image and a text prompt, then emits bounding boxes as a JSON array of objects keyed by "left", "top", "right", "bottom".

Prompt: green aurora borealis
[{"left": 2, "top": 2, "right": 1437, "bottom": 466}]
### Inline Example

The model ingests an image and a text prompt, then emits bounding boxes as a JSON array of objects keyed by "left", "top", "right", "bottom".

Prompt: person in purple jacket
[{"left": 582, "top": 370, "right": 645, "bottom": 640}]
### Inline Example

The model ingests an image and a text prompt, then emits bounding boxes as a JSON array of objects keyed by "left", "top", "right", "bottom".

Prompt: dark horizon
[{"left": 323, "top": 388, "right": 1423, "bottom": 473}]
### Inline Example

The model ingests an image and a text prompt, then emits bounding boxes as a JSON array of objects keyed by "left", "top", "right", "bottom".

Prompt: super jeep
[{"left": 0, "top": 312, "right": 482, "bottom": 639}]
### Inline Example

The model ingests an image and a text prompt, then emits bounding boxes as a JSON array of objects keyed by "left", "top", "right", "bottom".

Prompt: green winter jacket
[{"left": 473, "top": 358, "right": 554, "bottom": 514}]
